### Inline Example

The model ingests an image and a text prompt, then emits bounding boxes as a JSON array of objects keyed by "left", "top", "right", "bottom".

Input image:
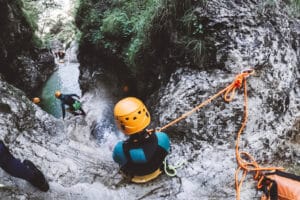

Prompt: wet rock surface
[{"left": 148, "top": 0, "right": 300, "bottom": 199}]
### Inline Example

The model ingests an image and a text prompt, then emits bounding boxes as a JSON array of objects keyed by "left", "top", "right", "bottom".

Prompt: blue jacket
[
  {"left": 113, "top": 132, "right": 170, "bottom": 176},
  {"left": 0, "top": 140, "right": 49, "bottom": 191}
]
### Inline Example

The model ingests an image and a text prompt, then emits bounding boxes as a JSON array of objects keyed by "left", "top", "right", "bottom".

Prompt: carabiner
[{"left": 241, "top": 68, "right": 255, "bottom": 77}]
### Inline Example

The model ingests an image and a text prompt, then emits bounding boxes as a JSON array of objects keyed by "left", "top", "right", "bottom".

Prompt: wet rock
[
  {"left": 147, "top": 0, "right": 300, "bottom": 199},
  {"left": 0, "top": 0, "right": 55, "bottom": 96},
  {"left": 11, "top": 49, "right": 55, "bottom": 95}
]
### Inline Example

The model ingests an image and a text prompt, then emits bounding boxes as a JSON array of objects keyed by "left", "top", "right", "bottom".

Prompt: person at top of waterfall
[
  {"left": 55, "top": 91, "right": 86, "bottom": 119},
  {"left": 57, "top": 49, "right": 65, "bottom": 59},
  {"left": 0, "top": 140, "right": 49, "bottom": 192},
  {"left": 112, "top": 97, "right": 171, "bottom": 183}
]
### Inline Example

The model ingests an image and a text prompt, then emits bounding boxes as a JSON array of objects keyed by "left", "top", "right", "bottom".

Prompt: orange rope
[
  {"left": 154, "top": 69, "right": 284, "bottom": 200},
  {"left": 234, "top": 77, "right": 283, "bottom": 200},
  {"left": 158, "top": 71, "right": 252, "bottom": 132}
]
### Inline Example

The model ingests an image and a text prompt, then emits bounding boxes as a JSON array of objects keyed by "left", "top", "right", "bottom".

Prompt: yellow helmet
[
  {"left": 55, "top": 91, "right": 61, "bottom": 98},
  {"left": 114, "top": 97, "right": 150, "bottom": 135},
  {"left": 32, "top": 97, "right": 40, "bottom": 104}
]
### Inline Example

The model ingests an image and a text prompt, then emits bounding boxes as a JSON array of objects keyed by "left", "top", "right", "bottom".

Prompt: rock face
[
  {"left": 148, "top": 0, "right": 300, "bottom": 199},
  {"left": 0, "top": 0, "right": 55, "bottom": 96}
]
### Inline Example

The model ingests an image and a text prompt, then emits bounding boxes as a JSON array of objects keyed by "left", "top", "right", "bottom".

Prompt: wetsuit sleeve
[
  {"left": 0, "top": 141, "right": 49, "bottom": 192},
  {"left": 113, "top": 141, "right": 127, "bottom": 166},
  {"left": 155, "top": 132, "right": 171, "bottom": 153},
  {"left": 61, "top": 102, "right": 66, "bottom": 119},
  {"left": 0, "top": 141, "right": 34, "bottom": 180}
]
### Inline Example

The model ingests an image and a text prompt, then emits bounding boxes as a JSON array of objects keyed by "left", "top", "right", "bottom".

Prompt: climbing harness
[
  {"left": 163, "top": 157, "right": 186, "bottom": 177},
  {"left": 149, "top": 68, "right": 286, "bottom": 199},
  {"left": 72, "top": 101, "right": 81, "bottom": 111}
]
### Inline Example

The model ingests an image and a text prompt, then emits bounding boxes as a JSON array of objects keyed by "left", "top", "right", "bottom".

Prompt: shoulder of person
[
  {"left": 113, "top": 141, "right": 124, "bottom": 155},
  {"left": 112, "top": 141, "right": 127, "bottom": 165},
  {"left": 155, "top": 132, "right": 170, "bottom": 151}
]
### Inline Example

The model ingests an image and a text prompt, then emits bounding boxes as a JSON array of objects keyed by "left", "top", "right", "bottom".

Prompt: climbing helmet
[
  {"left": 32, "top": 97, "right": 40, "bottom": 104},
  {"left": 114, "top": 97, "right": 150, "bottom": 135},
  {"left": 55, "top": 91, "right": 62, "bottom": 98}
]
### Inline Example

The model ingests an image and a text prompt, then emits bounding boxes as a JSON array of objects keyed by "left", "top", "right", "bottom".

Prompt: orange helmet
[
  {"left": 55, "top": 91, "right": 61, "bottom": 98},
  {"left": 114, "top": 97, "right": 150, "bottom": 135},
  {"left": 32, "top": 97, "right": 40, "bottom": 104}
]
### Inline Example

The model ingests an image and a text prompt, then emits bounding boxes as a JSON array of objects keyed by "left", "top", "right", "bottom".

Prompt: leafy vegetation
[
  {"left": 17, "top": 0, "right": 79, "bottom": 48},
  {"left": 291, "top": 0, "right": 300, "bottom": 16},
  {"left": 20, "top": 0, "right": 62, "bottom": 47},
  {"left": 75, "top": 0, "right": 206, "bottom": 77}
]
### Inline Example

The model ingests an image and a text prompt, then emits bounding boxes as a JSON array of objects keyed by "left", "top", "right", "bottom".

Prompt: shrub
[{"left": 101, "top": 10, "right": 133, "bottom": 39}]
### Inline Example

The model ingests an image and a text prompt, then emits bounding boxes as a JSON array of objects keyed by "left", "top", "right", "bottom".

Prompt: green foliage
[
  {"left": 32, "top": 34, "right": 43, "bottom": 48},
  {"left": 125, "top": 37, "right": 142, "bottom": 69},
  {"left": 101, "top": 10, "right": 133, "bottom": 39},
  {"left": 21, "top": 1, "right": 39, "bottom": 31},
  {"left": 181, "top": 10, "right": 203, "bottom": 36},
  {"left": 75, "top": 0, "right": 208, "bottom": 75},
  {"left": 291, "top": 0, "right": 300, "bottom": 16},
  {"left": 75, "top": 0, "right": 164, "bottom": 68},
  {"left": 186, "top": 39, "right": 204, "bottom": 64},
  {"left": 294, "top": 0, "right": 300, "bottom": 6}
]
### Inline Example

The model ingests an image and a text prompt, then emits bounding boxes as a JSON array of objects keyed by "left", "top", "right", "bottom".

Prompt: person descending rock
[
  {"left": 112, "top": 97, "right": 170, "bottom": 183},
  {"left": 0, "top": 140, "right": 49, "bottom": 191},
  {"left": 57, "top": 49, "right": 65, "bottom": 60},
  {"left": 55, "top": 91, "right": 86, "bottom": 119}
]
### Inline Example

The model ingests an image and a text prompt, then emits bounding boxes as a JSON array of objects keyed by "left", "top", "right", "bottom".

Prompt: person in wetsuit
[
  {"left": 55, "top": 91, "right": 86, "bottom": 119},
  {"left": 112, "top": 97, "right": 170, "bottom": 183},
  {"left": 0, "top": 140, "right": 49, "bottom": 191}
]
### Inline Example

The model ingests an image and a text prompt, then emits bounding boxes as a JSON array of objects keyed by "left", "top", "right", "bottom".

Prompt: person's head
[
  {"left": 32, "top": 97, "right": 41, "bottom": 104},
  {"left": 55, "top": 91, "right": 62, "bottom": 98},
  {"left": 114, "top": 97, "right": 150, "bottom": 135}
]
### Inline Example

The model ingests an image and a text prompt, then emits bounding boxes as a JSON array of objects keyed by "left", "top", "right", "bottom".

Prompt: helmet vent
[
  {"left": 146, "top": 112, "right": 149, "bottom": 117},
  {"left": 138, "top": 111, "right": 141, "bottom": 114},
  {"left": 133, "top": 117, "right": 137, "bottom": 120},
  {"left": 125, "top": 117, "right": 129, "bottom": 120}
]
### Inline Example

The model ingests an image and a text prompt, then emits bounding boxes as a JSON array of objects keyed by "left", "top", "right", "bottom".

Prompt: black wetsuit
[
  {"left": 0, "top": 140, "right": 49, "bottom": 192},
  {"left": 58, "top": 94, "right": 86, "bottom": 119}
]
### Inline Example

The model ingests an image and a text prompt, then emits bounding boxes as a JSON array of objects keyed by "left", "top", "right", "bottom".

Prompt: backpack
[
  {"left": 260, "top": 170, "right": 300, "bottom": 200},
  {"left": 72, "top": 100, "right": 81, "bottom": 111}
]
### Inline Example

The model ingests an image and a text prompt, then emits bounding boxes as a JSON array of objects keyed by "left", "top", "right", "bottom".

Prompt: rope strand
[
  {"left": 234, "top": 78, "right": 283, "bottom": 200},
  {"left": 158, "top": 72, "right": 251, "bottom": 132}
]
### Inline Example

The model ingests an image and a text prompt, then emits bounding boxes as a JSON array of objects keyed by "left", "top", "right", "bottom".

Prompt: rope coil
[{"left": 163, "top": 157, "right": 186, "bottom": 177}]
